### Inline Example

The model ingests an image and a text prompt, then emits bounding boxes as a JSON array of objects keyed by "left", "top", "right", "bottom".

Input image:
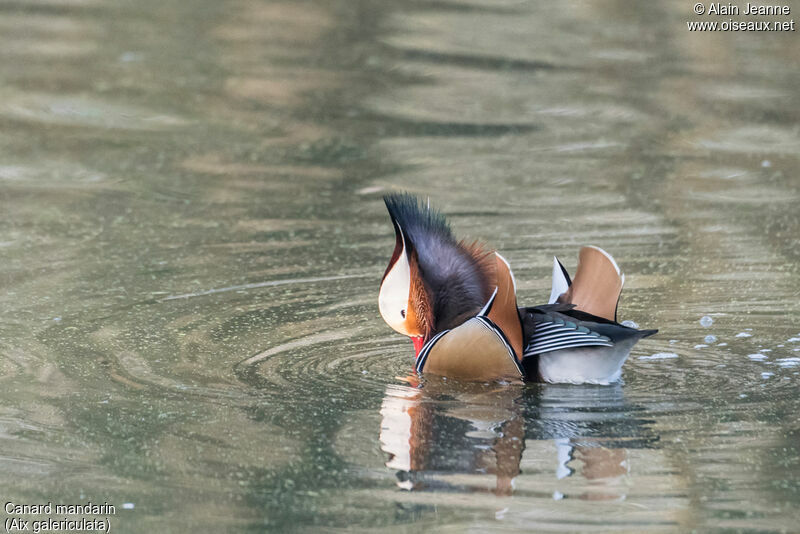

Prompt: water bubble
[
  {"left": 735, "top": 332, "right": 752, "bottom": 338},
  {"left": 761, "top": 372, "right": 774, "bottom": 379},
  {"left": 621, "top": 320, "right": 639, "bottom": 328},
  {"left": 748, "top": 354, "right": 767, "bottom": 361},
  {"left": 119, "top": 52, "right": 143, "bottom": 63},
  {"left": 694, "top": 344, "right": 709, "bottom": 349},
  {"left": 700, "top": 316, "right": 713, "bottom": 327},
  {"left": 761, "top": 159, "right": 772, "bottom": 168},
  {"left": 704, "top": 335, "right": 717, "bottom": 344},
  {"left": 122, "top": 503, "right": 135, "bottom": 510}
]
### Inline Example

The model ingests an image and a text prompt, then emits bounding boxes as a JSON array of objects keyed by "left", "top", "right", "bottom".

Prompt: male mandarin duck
[{"left": 378, "top": 193, "right": 657, "bottom": 384}]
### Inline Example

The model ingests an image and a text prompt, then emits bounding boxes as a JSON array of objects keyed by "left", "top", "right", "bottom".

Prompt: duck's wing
[
  {"left": 522, "top": 307, "right": 613, "bottom": 357},
  {"left": 548, "top": 256, "right": 571, "bottom": 304},
  {"left": 551, "top": 246, "right": 624, "bottom": 322},
  {"left": 521, "top": 306, "right": 657, "bottom": 358}
]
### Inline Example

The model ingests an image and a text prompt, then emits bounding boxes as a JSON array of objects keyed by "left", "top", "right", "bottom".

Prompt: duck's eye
[{"left": 400, "top": 309, "right": 406, "bottom": 319}]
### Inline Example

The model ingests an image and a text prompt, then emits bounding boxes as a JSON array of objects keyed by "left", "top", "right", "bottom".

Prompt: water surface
[{"left": 1, "top": 0, "right": 799, "bottom": 532}]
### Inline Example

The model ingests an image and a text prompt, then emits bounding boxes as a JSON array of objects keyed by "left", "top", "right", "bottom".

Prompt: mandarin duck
[{"left": 378, "top": 193, "right": 657, "bottom": 384}]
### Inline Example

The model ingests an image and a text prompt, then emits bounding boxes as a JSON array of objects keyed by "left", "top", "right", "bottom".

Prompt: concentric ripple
[{"left": 236, "top": 329, "right": 414, "bottom": 396}]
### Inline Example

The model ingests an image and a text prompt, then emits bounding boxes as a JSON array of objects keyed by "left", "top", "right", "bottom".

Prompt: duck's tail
[{"left": 549, "top": 246, "right": 624, "bottom": 322}]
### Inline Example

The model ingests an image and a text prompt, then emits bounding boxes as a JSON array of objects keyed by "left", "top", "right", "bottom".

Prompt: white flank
[{"left": 537, "top": 339, "right": 637, "bottom": 385}]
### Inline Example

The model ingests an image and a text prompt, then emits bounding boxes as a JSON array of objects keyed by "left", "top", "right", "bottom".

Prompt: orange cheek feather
[{"left": 404, "top": 260, "right": 433, "bottom": 344}]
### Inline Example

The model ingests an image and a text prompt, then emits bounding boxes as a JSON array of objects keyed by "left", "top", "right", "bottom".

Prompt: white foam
[
  {"left": 748, "top": 354, "right": 767, "bottom": 361},
  {"left": 639, "top": 352, "right": 679, "bottom": 360},
  {"left": 735, "top": 332, "right": 752, "bottom": 338}
]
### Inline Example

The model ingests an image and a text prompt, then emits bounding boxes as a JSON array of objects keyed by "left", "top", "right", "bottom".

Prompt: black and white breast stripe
[
  {"left": 414, "top": 315, "right": 525, "bottom": 377},
  {"left": 523, "top": 319, "right": 612, "bottom": 358},
  {"left": 414, "top": 329, "right": 450, "bottom": 372}
]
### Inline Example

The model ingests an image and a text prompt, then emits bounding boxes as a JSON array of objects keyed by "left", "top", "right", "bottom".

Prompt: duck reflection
[
  {"left": 379, "top": 377, "right": 656, "bottom": 499},
  {"left": 380, "top": 377, "right": 524, "bottom": 495}
]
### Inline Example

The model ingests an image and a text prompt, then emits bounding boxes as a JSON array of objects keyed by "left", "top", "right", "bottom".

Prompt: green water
[{"left": 1, "top": 0, "right": 799, "bottom": 532}]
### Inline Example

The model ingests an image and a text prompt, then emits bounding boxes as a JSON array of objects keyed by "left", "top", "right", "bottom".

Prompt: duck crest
[{"left": 383, "top": 193, "right": 494, "bottom": 333}]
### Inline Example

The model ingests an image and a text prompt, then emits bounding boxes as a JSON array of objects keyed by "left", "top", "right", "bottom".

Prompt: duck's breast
[{"left": 418, "top": 317, "right": 524, "bottom": 381}]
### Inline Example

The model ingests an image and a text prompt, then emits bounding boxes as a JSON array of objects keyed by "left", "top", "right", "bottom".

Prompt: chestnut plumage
[{"left": 378, "top": 193, "right": 657, "bottom": 384}]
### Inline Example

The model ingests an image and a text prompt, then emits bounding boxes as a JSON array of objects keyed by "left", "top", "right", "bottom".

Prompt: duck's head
[{"left": 379, "top": 194, "right": 495, "bottom": 356}]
